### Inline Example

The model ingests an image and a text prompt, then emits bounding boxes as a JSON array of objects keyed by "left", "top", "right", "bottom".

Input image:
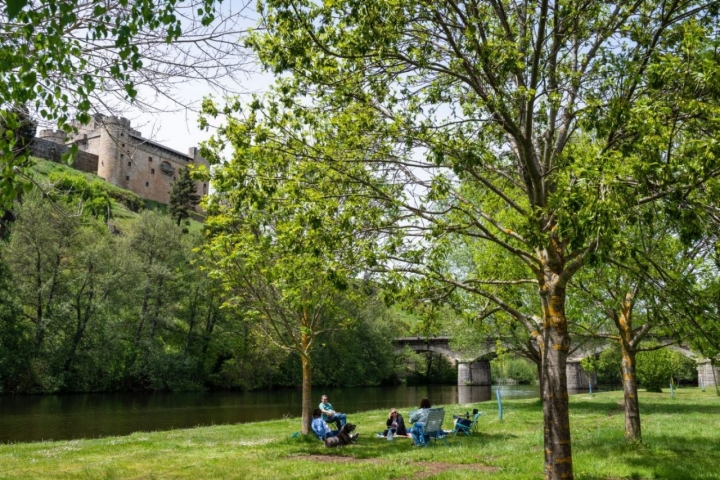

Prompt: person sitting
[
  {"left": 311, "top": 408, "right": 338, "bottom": 440},
  {"left": 408, "top": 398, "right": 432, "bottom": 446},
  {"left": 318, "top": 394, "right": 347, "bottom": 430},
  {"left": 381, "top": 408, "right": 407, "bottom": 438}
]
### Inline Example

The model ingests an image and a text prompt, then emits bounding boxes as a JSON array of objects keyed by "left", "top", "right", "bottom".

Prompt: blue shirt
[{"left": 311, "top": 417, "right": 332, "bottom": 439}]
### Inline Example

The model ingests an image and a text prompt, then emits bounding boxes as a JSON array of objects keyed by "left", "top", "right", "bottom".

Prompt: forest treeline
[{"left": 0, "top": 166, "right": 446, "bottom": 394}]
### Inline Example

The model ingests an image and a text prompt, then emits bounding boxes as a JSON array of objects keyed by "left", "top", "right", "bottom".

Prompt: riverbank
[{"left": 0, "top": 389, "right": 717, "bottom": 479}]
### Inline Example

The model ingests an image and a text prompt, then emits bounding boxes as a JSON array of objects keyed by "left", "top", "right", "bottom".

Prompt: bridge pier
[
  {"left": 458, "top": 360, "right": 491, "bottom": 386},
  {"left": 698, "top": 360, "right": 720, "bottom": 388},
  {"left": 566, "top": 360, "right": 597, "bottom": 390}
]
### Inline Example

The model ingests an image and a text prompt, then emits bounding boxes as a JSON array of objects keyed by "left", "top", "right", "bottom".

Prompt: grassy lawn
[{"left": 0, "top": 389, "right": 718, "bottom": 479}]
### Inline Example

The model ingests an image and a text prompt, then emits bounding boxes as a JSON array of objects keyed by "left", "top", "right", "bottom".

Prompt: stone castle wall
[
  {"left": 29, "top": 137, "right": 99, "bottom": 174},
  {"left": 35, "top": 115, "right": 208, "bottom": 205}
]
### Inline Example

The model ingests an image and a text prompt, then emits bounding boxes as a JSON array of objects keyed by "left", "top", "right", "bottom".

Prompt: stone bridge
[{"left": 394, "top": 336, "right": 719, "bottom": 389}]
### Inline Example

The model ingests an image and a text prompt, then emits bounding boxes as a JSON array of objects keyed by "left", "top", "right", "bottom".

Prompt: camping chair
[
  {"left": 414, "top": 408, "right": 449, "bottom": 447},
  {"left": 453, "top": 411, "right": 485, "bottom": 436}
]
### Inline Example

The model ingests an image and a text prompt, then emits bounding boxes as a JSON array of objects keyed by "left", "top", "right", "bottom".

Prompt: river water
[{"left": 0, "top": 384, "right": 545, "bottom": 443}]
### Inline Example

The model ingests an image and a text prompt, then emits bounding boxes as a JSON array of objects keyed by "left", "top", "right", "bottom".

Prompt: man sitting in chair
[
  {"left": 311, "top": 409, "right": 338, "bottom": 440},
  {"left": 318, "top": 394, "right": 347, "bottom": 430}
]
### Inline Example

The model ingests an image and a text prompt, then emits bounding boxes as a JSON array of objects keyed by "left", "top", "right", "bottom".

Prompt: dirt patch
[
  {"left": 410, "top": 461, "right": 497, "bottom": 478},
  {"left": 290, "top": 454, "right": 384, "bottom": 465},
  {"left": 292, "top": 456, "right": 497, "bottom": 477}
]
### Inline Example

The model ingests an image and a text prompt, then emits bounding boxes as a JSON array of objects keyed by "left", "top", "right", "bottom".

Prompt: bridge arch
[
  {"left": 567, "top": 341, "right": 717, "bottom": 389},
  {"left": 393, "top": 336, "right": 493, "bottom": 386}
]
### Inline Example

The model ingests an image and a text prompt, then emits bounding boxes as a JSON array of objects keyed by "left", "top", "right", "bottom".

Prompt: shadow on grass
[
  {"left": 571, "top": 399, "right": 720, "bottom": 417},
  {"left": 577, "top": 432, "right": 720, "bottom": 480},
  {"left": 505, "top": 396, "right": 720, "bottom": 417},
  {"left": 281, "top": 430, "right": 519, "bottom": 461}
]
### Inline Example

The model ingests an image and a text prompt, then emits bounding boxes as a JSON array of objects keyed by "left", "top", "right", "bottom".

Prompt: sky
[{"left": 118, "top": 0, "right": 267, "bottom": 156}]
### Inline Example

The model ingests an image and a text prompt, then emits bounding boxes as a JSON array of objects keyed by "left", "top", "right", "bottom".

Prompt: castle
[{"left": 32, "top": 114, "right": 209, "bottom": 205}]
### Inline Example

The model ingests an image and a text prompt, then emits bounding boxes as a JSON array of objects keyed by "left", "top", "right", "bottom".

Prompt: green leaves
[
  {"left": 0, "top": 0, "right": 223, "bottom": 208},
  {"left": 4, "top": 0, "right": 28, "bottom": 20}
]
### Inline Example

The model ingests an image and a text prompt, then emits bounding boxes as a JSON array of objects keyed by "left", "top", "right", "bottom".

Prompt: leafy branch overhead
[
  {"left": 243, "top": 1, "right": 720, "bottom": 477},
  {"left": 0, "top": 0, "right": 250, "bottom": 209}
]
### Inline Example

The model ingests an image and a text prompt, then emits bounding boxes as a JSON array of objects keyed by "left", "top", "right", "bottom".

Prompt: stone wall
[
  {"left": 458, "top": 360, "right": 491, "bottom": 386},
  {"left": 29, "top": 137, "right": 99, "bottom": 173},
  {"left": 31, "top": 114, "right": 208, "bottom": 206},
  {"left": 566, "top": 360, "right": 598, "bottom": 390},
  {"left": 698, "top": 361, "right": 720, "bottom": 388}
]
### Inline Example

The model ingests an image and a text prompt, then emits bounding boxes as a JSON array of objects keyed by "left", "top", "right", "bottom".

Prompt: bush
[
  {"left": 48, "top": 170, "right": 143, "bottom": 217},
  {"left": 637, "top": 348, "right": 697, "bottom": 392},
  {"left": 491, "top": 355, "right": 537, "bottom": 384},
  {"left": 505, "top": 358, "right": 537, "bottom": 384}
]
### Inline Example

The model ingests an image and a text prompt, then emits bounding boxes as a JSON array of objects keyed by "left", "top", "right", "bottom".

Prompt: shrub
[{"left": 636, "top": 348, "right": 696, "bottom": 392}]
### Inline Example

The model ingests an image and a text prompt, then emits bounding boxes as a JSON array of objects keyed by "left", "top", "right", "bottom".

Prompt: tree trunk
[
  {"left": 300, "top": 330, "right": 312, "bottom": 435},
  {"left": 541, "top": 282, "right": 573, "bottom": 480},
  {"left": 536, "top": 360, "right": 544, "bottom": 400},
  {"left": 613, "top": 292, "right": 643, "bottom": 441},
  {"left": 620, "top": 344, "right": 641, "bottom": 441}
]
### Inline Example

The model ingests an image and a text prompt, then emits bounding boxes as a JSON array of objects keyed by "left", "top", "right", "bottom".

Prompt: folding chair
[
  {"left": 415, "top": 408, "right": 449, "bottom": 447},
  {"left": 453, "top": 411, "right": 485, "bottom": 436}
]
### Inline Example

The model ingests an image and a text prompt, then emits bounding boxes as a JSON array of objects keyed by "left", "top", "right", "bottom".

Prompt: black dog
[{"left": 324, "top": 423, "right": 356, "bottom": 448}]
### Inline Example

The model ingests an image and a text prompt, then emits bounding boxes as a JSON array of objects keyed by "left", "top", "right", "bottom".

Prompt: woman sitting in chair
[
  {"left": 382, "top": 408, "right": 407, "bottom": 438},
  {"left": 407, "top": 398, "right": 432, "bottom": 446}
]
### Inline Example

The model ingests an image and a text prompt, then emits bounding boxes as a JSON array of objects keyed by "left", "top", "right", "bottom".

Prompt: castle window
[
  {"left": 120, "top": 133, "right": 124, "bottom": 137},
  {"left": 120, "top": 154, "right": 124, "bottom": 159},
  {"left": 160, "top": 161, "right": 175, "bottom": 176},
  {"left": 145, "top": 182, "right": 149, "bottom": 187},
  {"left": 128, "top": 161, "right": 131, "bottom": 166},
  {"left": 151, "top": 168, "right": 155, "bottom": 174},
  {"left": 121, "top": 143, "right": 125, "bottom": 148},
  {"left": 126, "top": 176, "right": 129, "bottom": 181},
  {"left": 148, "top": 156, "right": 153, "bottom": 162},
  {"left": 203, "top": 183, "right": 207, "bottom": 194},
  {"left": 173, "top": 176, "right": 176, "bottom": 181}
]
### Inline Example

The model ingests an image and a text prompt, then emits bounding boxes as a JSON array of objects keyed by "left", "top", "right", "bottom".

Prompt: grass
[
  {"left": 29, "top": 158, "right": 204, "bottom": 231},
  {"left": 0, "top": 389, "right": 718, "bottom": 479}
]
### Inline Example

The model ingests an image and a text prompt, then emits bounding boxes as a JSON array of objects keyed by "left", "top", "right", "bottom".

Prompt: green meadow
[{"left": 1, "top": 389, "right": 718, "bottom": 479}]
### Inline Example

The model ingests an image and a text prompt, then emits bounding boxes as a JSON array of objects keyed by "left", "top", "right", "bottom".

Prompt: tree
[
  {"left": 200, "top": 107, "right": 394, "bottom": 434},
  {"left": 168, "top": 166, "right": 201, "bottom": 226},
  {"left": 244, "top": 2, "right": 720, "bottom": 477},
  {"left": 0, "top": 0, "right": 252, "bottom": 209}
]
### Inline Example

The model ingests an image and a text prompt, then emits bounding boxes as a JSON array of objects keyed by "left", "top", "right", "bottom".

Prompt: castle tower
[
  {"left": 188, "top": 147, "right": 210, "bottom": 198},
  {"left": 95, "top": 116, "right": 132, "bottom": 188}
]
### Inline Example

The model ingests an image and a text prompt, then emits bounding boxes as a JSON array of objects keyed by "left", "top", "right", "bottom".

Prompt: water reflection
[{"left": 0, "top": 385, "right": 541, "bottom": 444}]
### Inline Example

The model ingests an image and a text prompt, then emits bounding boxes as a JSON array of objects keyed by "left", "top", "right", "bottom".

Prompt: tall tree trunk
[
  {"left": 64, "top": 289, "right": 94, "bottom": 376},
  {"left": 620, "top": 344, "right": 641, "bottom": 441},
  {"left": 185, "top": 288, "right": 200, "bottom": 353},
  {"left": 535, "top": 360, "right": 544, "bottom": 400},
  {"left": 300, "top": 330, "right": 312, "bottom": 435},
  {"left": 613, "top": 291, "right": 643, "bottom": 441},
  {"left": 541, "top": 280, "right": 573, "bottom": 480}
]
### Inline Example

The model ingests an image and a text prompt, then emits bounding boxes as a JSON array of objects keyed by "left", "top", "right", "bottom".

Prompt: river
[{"left": 0, "top": 384, "right": 548, "bottom": 443}]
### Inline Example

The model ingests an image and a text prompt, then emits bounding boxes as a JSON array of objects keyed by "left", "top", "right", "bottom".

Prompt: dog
[{"left": 324, "top": 423, "right": 357, "bottom": 448}]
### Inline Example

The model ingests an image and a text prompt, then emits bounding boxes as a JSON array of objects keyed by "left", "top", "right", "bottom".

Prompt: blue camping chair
[{"left": 453, "top": 411, "right": 485, "bottom": 436}]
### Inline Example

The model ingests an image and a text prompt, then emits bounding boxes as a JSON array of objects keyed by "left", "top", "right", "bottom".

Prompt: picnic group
[{"left": 311, "top": 394, "right": 475, "bottom": 447}]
